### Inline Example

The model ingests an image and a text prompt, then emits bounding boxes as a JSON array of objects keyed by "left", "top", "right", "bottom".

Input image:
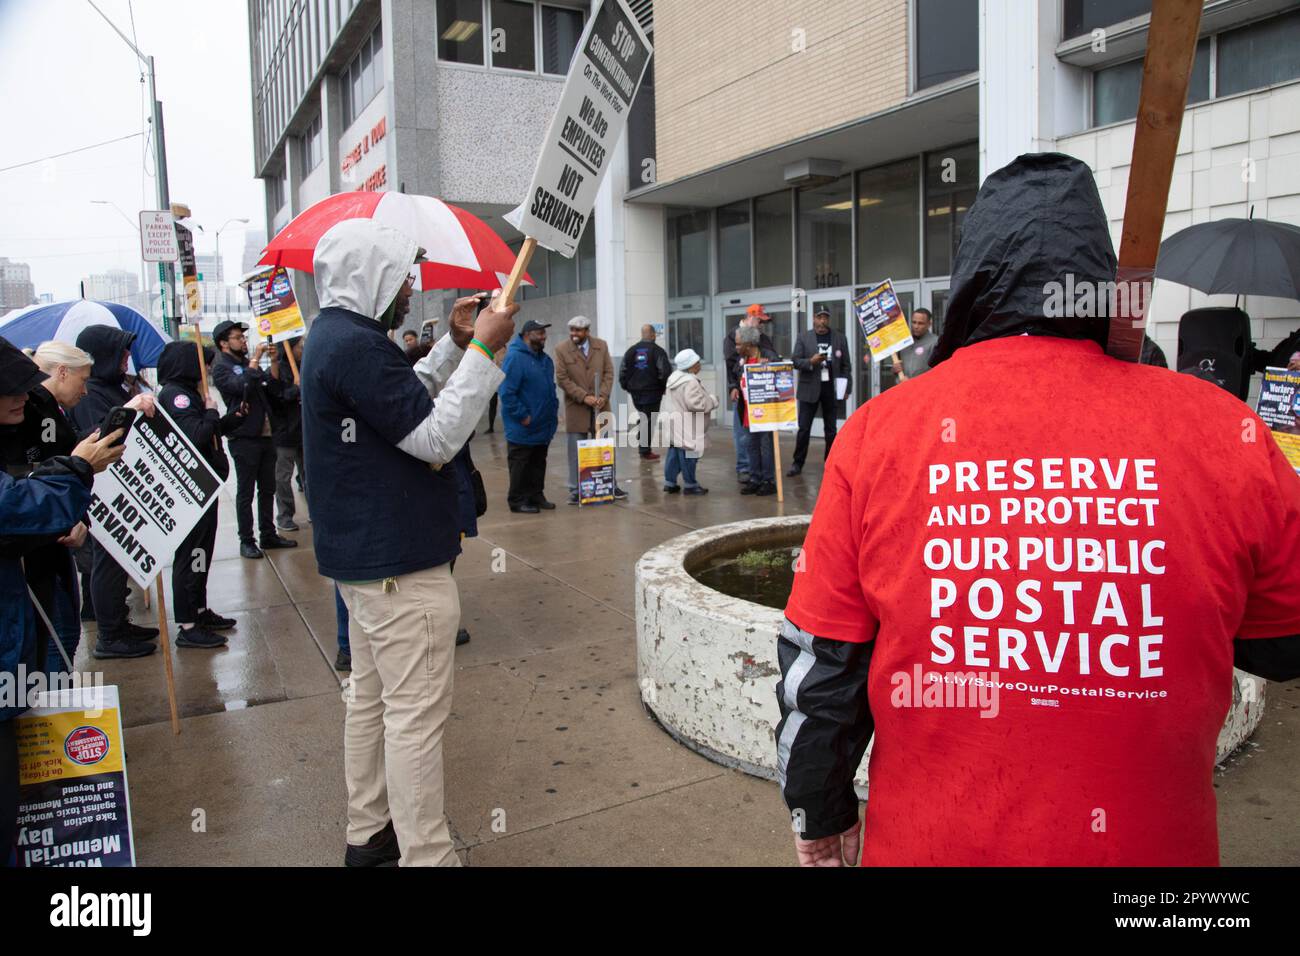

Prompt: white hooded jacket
[
  {"left": 311, "top": 218, "right": 502, "bottom": 466},
  {"left": 661, "top": 368, "right": 719, "bottom": 455}
]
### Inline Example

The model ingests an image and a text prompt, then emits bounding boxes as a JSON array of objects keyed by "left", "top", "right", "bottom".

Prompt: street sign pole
[{"left": 147, "top": 58, "right": 178, "bottom": 338}]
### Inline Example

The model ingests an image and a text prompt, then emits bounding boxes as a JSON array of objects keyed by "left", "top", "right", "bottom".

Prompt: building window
[
  {"left": 797, "top": 176, "right": 852, "bottom": 291},
  {"left": 1217, "top": 9, "right": 1300, "bottom": 98},
  {"left": 857, "top": 158, "right": 920, "bottom": 284},
  {"left": 342, "top": 22, "right": 383, "bottom": 128},
  {"left": 924, "top": 143, "right": 977, "bottom": 278},
  {"left": 1062, "top": 0, "right": 1151, "bottom": 40},
  {"left": 542, "top": 4, "right": 584, "bottom": 75},
  {"left": 626, "top": 44, "right": 656, "bottom": 190},
  {"left": 716, "top": 200, "right": 751, "bottom": 293},
  {"left": 1093, "top": 38, "right": 1209, "bottom": 127},
  {"left": 667, "top": 209, "right": 711, "bottom": 298},
  {"left": 669, "top": 314, "right": 706, "bottom": 364},
  {"left": 437, "top": 0, "right": 485, "bottom": 65},
  {"left": 300, "top": 112, "right": 323, "bottom": 173},
  {"left": 549, "top": 241, "right": 578, "bottom": 294},
  {"left": 915, "top": 0, "right": 979, "bottom": 90},
  {"left": 753, "top": 190, "right": 792, "bottom": 288},
  {"left": 267, "top": 174, "right": 286, "bottom": 212},
  {"left": 491, "top": 0, "right": 536, "bottom": 72}
]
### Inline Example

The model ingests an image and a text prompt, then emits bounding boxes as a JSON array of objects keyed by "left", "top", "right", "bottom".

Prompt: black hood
[
  {"left": 157, "top": 340, "right": 213, "bottom": 390},
  {"left": 75, "top": 324, "right": 137, "bottom": 385},
  {"left": 930, "top": 153, "right": 1116, "bottom": 367},
  {"left": 0, "top": 336, "right": 46, "bottom": 395}
]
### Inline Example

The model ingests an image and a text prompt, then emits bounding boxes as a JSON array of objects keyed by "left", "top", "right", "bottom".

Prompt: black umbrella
[{"left": 1156, "top": 212, "right": 1300, "bottom": 300}]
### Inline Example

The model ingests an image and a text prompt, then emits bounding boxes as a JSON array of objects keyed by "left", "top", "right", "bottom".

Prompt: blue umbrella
[{"left": 0, "top": 300, "right": 169, "bottom": 370}]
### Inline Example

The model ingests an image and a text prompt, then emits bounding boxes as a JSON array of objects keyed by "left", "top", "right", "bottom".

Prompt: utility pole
[{"left": 86, "top": 0, "right": 179, "bottom": 337}]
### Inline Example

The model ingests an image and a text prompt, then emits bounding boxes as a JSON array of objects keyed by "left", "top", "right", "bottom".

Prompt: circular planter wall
[{"left": 635, "top": 515, "right": 1265, "bottom": 789}]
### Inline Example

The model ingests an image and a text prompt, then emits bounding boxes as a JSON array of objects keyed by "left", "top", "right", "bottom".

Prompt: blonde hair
[{"left": 29, "top": 340, "right": 93, "bottom": 373}]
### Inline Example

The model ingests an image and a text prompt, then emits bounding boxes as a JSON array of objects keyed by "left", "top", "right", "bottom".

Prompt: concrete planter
[{"left": 635, "top": 515, "right": 1265, "bottom": 790}]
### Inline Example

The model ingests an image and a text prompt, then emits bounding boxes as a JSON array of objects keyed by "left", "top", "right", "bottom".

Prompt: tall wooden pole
[
  {"left": 1107, "top": 0, "right": 1204, "bottom": 362},
  {"left": 154, "top": 578, "right": 181, "bottom": 736},
  {"left": 497, "top": 237, "right": 537, "bottom": 309}
]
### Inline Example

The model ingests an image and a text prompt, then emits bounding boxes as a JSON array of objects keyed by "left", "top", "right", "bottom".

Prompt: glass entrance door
[{"left": 719, "top": 296, "right": 794, "bottom": 411}]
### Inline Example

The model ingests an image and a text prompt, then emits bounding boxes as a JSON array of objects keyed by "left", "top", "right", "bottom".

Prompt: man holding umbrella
[{"left": 301, "top": 218, "right": 516, "bottom": 867}]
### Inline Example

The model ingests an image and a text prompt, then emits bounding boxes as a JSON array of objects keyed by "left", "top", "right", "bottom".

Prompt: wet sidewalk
[{"left": 76, "top": 428, "right": 1300, "bottom": 866}]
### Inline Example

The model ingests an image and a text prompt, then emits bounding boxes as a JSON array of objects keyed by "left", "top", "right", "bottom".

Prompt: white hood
[
  {"left": 313, "top": 218, "right": 419, "bottom": 320},
  {"left": 667, "top": 369, "right": 694, "bottom": 390}
]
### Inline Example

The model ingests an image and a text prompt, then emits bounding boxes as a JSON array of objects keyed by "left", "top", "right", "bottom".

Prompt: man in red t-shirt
[{"left": 778, "top": 153, "right": 1300, "bottom": 867}]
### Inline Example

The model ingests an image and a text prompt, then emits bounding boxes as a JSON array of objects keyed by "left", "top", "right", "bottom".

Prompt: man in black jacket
[
  {"left": 619, "top": 325, "right": 672, "bottom": 461},
  {"left": 788, "top": 309, "right": 851, "bottom": 477},
  {"left": 210, "top": 320, "right": 296, "bottom": 559},
  {"left": 157, "top": 342, "right": 246, "bottom": 649},
  {"left": 69, "top": 326, "right": 160, "bottom": 659}
]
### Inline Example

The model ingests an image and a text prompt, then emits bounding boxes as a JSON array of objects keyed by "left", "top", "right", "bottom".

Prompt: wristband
[{"left": 469, "top": 338, "right": 494, "bottom": 361}]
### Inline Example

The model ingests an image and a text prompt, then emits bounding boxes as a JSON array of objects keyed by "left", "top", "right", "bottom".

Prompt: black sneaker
[
  {"left": 240, "top": 542, "right": 264, "bottom": 559},
  {"left": 532, "top": 497, "right": 557, "bottom": 510},
  {"left": 92, "top": 637, "right": 156, "bottom": 659},
  {"left": 786, "top": 465, "right": 803, "bottom": 477},
  {"left": 124, "top": 621, "right": 160, "bottom": 641},
  {"left": 613, "top": 487, "right": 629, "bottom": 501},
  {"left": 568, "top": 493, "right": 579, "bottom": 505},
  {"left": 510, "top": 502, "right": 540, "bottom": 514},
  {"left": 683, "top": 486, "right": 709, "bottom": 496},
  {"left": 344, "top": 820, "right": 401, "bottom": 867},
  {"left": 456, "top": 628, "right": 471, "bottom": 646},
  {"left": 176, "top": 626, "right": 228, "bottom": 649},
  {"left": 276, "top": 520, "right": 299, "bottom": 532},
  {"left": 740, "top": 482, "right": 760, "bottom": 495},
  {"left": 737, "top": 472, "right": 751, "bottom": 484},
  {"left": 260, "top": 534, "right": 298, "bottom": 550},
  {"left": 663, "top": 485, "right": 681, "bottom": 494},
  {"left": 335, "top": 650, "right": 352, "bottom": 672},
  {"left": 197, "top": 609, "right": 237, "bottom": 630},
  {"left": 755, "top": 482, "right": 777, "bottom": 497}
]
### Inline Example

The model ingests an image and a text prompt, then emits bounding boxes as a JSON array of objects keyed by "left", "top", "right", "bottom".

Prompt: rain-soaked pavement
[{"left": 76, "top": 428, "right": 1300, "bottom": 866}]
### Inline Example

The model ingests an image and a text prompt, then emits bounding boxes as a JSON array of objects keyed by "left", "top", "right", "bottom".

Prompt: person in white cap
[
  {"left": 660, "top": 348, "right": 718, "bottom": 495},
  {"left": 555, "top": 315, "right": 627, "bottom": 503}
]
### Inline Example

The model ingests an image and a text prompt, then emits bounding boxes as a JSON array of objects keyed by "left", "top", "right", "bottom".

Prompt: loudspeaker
[{"left": 1176, "top": 308, "right": 1253, "bottom": 401}]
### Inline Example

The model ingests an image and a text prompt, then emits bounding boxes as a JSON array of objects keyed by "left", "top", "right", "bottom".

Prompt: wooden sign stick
[
  {"left": 1107, "top": 0, "right": 1203, "bottom": 361},
  {"left": 193, "top": 324, "right": 210, "bottom": 400},
  {"left": 283, "top": 339, "right": 301, "bottom": 385},
  {"left": 497, "top": 237, "right": 538, "bottom": 309},
  {"left": 773, "top": 433, "right": 784, "bottom": 503},
  {"left": 154, "top": 578, "right": 181, "bottom": 736}
]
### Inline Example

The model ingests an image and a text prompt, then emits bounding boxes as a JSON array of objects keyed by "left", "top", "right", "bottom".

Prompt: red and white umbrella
[{"left": 259, "top": 191, "right": 532, "bottom": 291}]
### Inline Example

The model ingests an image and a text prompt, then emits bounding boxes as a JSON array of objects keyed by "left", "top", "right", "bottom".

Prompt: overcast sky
[{"left": 0, "top": 0, "right": 263, "bottom": 300}]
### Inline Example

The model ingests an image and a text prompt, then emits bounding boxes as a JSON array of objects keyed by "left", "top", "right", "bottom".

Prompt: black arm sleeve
[
  {"left": 1234, "top": 635, "right": 1300, "bottom": 682},
  {"left": 775, "top": 617, "right": 874, "bottom": 840},
  {"left": 210, "top": 360, "right": 244, "bottom": 407}
]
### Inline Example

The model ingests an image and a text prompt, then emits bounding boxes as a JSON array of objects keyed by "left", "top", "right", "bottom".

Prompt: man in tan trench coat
[{"left": 554, "top": 315, "right": 627, "bottom": 504}]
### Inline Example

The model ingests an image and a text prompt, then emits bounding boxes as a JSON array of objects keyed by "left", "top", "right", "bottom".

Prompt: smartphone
[{"left": 98, "top": 406, "right": 137, "bottom": 447}]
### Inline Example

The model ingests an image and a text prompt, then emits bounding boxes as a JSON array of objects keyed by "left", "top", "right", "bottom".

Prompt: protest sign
[
  {"left": 1255, "top": 367, "right": 1300, "bottom": 475},
  {"left": 175, "top": 222, "right": 202, "bottom": 320},
  {"left": 743, "top": 361, "right": 798, "bottom": 433},
  {"left": 243, "top": 265, "right": 305, "bottom": 343},
  {"left": 504, "top": 0, "right": 652, "bottom": 261},
  {"left": 138, "top": 210, "right": 179, "bottom": 263},
  {"left": 14, "top": 686, "right": 136, "bottom": 867},
  {"left": 85, "top": 407, "right": 224, "bottom": 590},
  {"left": 578, "top": 436, "right": 617, "bottom": 505},
  {"left": 854, "top": 279, "right": 913, "bottom": 362}
]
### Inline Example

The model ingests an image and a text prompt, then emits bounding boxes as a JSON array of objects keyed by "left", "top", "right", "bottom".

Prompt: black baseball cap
[
  {"left": 814, "top": 308, "right": 832, "bottom": 317},
  {"left": 521, "top": 320, "right": 551, "bottom": 334},
  {"left": 212, "top": 320, "right": 248, "bottom": 344},
  {"left": 0, "top": 336, "right": 47, "bottom": 396}
]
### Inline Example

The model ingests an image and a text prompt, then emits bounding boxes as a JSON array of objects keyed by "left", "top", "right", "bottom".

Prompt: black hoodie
[
  {"left": 156, "top": 341, "right": 243, "bottom": 479},
  {"left": 930, "top": 153, "right": 1116, "bottom": 368},
  {"left": 68, "top": 325, "right": 136, "bottom": 438}
]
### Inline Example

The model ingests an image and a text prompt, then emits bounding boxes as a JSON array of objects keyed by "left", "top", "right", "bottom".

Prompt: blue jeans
[
  {"left": 45, "top": 582, "right": 81, "bottom": 678},
  {"left": 663, "top": 447, "right": 700, "bottom": 488},
  {"left": 746, "top": 430, "right": 774, "bottom": 484},
  {"left": 334, "top": 584, "right": 350, "bottom": 655},
  {"left": 732, "top": 405, "right": 750, "bottom": 475}
]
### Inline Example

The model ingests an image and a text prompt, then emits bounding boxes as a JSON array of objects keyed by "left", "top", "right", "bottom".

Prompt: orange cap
[{"left": 746, "top": 303, "right": 769, "bottom": 319}]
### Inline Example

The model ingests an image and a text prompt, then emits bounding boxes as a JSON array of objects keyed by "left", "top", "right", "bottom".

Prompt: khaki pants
[{"left": 338, "top": 563, "right": 461, "bottom": 867}]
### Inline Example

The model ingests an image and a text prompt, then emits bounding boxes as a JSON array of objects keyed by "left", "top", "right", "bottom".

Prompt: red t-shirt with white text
[{"left": 785, "top": 335, "right": 1300, "bottom": 866}]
